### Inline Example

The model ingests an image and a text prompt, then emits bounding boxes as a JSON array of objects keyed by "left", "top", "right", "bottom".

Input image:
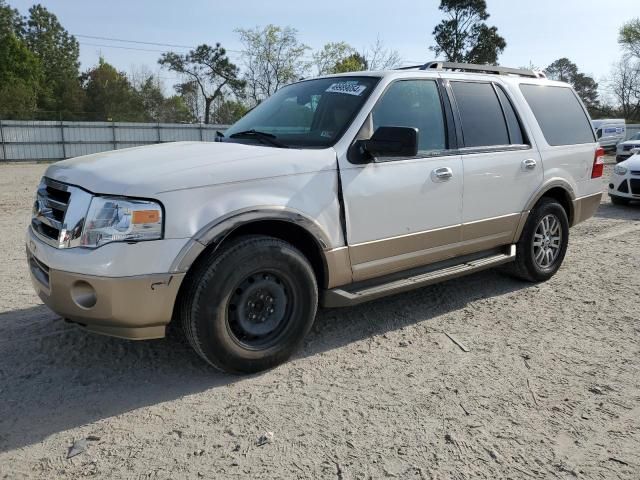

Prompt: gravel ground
[{"left": 0, "top": 162, "right": 639, "bottom": 479}]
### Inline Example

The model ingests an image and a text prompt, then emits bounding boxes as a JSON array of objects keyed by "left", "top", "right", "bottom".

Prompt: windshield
[
  {"left": 631, "top": 133, "right": 640, "bottom": 141},
  {"left": 224, "top": 76, "right": 379, "bottom": 148}
]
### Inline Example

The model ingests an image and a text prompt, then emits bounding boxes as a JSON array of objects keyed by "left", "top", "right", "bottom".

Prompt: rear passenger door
[{"left": 448, "top": 80, "right": 542, "bottom": 249}]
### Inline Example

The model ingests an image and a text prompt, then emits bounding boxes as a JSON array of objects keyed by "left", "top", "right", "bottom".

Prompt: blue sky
[{"left": 9, "top": 0, "right": 636, "bottom": 93}]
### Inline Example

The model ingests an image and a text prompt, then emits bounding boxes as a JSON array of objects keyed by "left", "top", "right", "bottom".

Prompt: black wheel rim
[{"left": 226, "top": 271, "right": 292, "bottom": 349}]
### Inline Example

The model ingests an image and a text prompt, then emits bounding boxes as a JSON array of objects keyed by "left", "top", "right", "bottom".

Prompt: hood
[
  {"left": 620, "top": 139, "right": 640, "bottom": 147},
  {"left": 45, "top": 141, "right": 337, "bottom": 196},
  {"left": 620, "top": 153, "right": 640, "bottom": 168}
]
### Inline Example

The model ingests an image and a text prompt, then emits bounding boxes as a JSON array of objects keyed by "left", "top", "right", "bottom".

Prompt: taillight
[{"left": 591, "top": 147, "right": 605, "bottom": 178}]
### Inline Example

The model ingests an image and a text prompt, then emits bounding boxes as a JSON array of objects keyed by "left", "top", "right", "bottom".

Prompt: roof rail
[{"left": 397, "top": 61, "right": 546, "bottom": 79}]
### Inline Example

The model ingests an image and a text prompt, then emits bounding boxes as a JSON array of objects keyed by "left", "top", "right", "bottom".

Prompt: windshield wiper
[{"left": 228, "top": 129, "right": 289, "bottom": 148}]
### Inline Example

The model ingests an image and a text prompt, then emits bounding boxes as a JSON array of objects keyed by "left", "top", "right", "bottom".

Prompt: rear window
[
  {"left": 451, "top": 81, "right": 509, "bottom": 147},
  {"left": 520, "top": 85, "right": 595, "bottom": 146}
]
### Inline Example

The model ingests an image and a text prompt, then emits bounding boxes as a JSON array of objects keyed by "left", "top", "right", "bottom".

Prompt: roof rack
[{"left": 397, "top": 61, "right": 546, "bottom": 79}]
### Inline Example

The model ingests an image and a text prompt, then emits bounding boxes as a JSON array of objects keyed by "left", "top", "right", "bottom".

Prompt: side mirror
[{"left": 360, "top": 126, "right": 418, "bottom": 158}]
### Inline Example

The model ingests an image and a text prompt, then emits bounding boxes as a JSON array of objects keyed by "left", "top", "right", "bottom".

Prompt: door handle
[
  {"left": 522, "top": 158, "right": 537, "bottom": 170},
  {"left": 432, "top": 167, "right": 453, "bottom": 181}
]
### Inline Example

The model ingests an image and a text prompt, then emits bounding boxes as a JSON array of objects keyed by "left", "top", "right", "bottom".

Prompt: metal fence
[
  {"left": 1, "top": 119, "right": 639, "bottom": 162},
  {"left": 0, "top": 120, "right": 229, "bottom": 162}
]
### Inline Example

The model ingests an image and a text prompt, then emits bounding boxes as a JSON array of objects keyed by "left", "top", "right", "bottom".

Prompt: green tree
[
  {"left": 313, "top": 42, "right": 356, "bottom": 75},
  {"left": 136, "top": 76, "right": 194, "bottom": 123},
  {"left": 82, "top": 58, "right": 145, "bottom": 121},
  {"left": 175, "top": 81, "right": 202, "bottom": 122},
  {"left": 0, "top": 31, "right": 43, "bottom": 118},
  {"left": 0, "top": 0, "right": 23, "bottom": 36},
  {"left": 545, "top": 57, "right": 575, "bottom": 82},
  {"left": 236, "top": 25, "right": 309, "bottom": 104},
  {"left": 211, "top": 98, "right": 248, "bottom": 124},
  {"left": 24, "top": 4, "right": 84, "bottom": 116},
  {"left": 546, "top": 58, "right": 600, "bottom": 112},
  {"left": 159, "top": 43, "right": 244, "bottom": 124},
  {"left": 431, "top": 0, "right": 506, "bottom": 64},
  {"left": 161, "top": 95, "right": 195, "bottom": 123},
  {"left": 619, "top": 18, "right": 640, "bottom": 59},
  {"left": 333, "top": 52, "right": 368, "bottom": 73}
]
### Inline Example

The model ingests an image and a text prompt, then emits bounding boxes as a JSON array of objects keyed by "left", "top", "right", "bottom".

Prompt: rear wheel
[
  {"left": 507, "top": 198, "right": 569, "bottom": 282},
  {"left": 180, "top": 235, "right": 318, "bottom": 374},
  {"left": 610, "top": 194, "right": 631, "bottom": 206}
]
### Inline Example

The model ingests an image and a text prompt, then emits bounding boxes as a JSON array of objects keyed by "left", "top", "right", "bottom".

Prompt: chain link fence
[{"left": 0, "top": 120, "right": 229, "bottom": 162}]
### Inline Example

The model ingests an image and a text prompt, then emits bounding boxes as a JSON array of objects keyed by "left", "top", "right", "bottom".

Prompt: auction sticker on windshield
[{"left": 326, "top": 82, "right": 367, "bottom": 96}]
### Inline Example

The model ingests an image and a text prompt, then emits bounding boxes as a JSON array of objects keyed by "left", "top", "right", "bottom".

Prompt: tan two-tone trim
[
  {"left": 348, "top": 213, "right": 522, "bottom": 282},
  {"left": 324, "top": 246, "right": 352, "bottom": 288},
  {"left": 572, "top": 192, "right": 602, "bottom": 225}
]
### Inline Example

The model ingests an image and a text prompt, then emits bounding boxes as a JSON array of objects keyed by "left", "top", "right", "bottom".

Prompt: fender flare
[
  {"left": 169, "top": 206, "right": 334, "bottom": 274},
  {"left": 523, "top": 178, "right": 577, "bottom": 213},
  {"left": 513, "top": 179, "right": 577, "bottom": 241}
]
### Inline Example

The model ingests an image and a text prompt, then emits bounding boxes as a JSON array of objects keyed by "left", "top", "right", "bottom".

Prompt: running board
[{"left": 322, "top": 245, "right": 516, "bottom": 308}]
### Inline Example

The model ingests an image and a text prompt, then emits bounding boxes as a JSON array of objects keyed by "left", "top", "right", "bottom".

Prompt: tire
[
  {"left": 507, "top": 198, "right": 569, "bottom": 282},
  {"left": 610, "top": 194, "right": 631, "bottom": 206},
  {"left": 180, "top": 235, "right": 318, "bottom": 374}
]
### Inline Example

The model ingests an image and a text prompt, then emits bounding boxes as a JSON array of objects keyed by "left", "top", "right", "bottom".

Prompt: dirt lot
[{"left": 0, "top": 162, "right": 639, "bottom": 479}]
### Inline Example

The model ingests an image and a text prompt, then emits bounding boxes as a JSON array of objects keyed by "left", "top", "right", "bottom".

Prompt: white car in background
[
  {"left": 615, "top": 132, "right": 640, "bottom": 163},
  {"left": 592, "top": 119, "right": 626, "bottom": 151},
  {"left": 609, "top": 148, "right": 640, "bottom": 205}
]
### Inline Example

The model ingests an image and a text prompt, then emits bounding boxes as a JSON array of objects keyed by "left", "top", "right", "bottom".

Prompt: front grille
[
  {"left": 31, "top": 178, "right": 93, "bottom": 248},
  {"left": 623, "top": 144, "right": 640, "bottom": 151},
  {"left": 630, "top": 179, "right": 640, "bottom": 195},
  {"left": 631, "top": 170, "right": 640, "bottom": 176},
  {"left": 28, "top": 251, "right": 50, "bottom": 288},
  {"left": 31, "top": 179, "right": 70, "bottom": 246}
]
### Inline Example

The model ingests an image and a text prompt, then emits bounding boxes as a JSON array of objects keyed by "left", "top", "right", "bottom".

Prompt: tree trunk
[{"left": 204, "top": 98, "right": 212, "bottom": 124}]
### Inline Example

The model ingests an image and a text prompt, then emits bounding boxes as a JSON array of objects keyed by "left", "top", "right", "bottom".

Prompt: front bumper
[
  {"left": 608, "top": 174, "right": 640, "bottom": 200},
  {"left": 27, "top": 231, "right": 185, "bottom": 340}
]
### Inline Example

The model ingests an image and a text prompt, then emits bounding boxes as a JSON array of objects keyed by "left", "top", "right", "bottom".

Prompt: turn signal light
[{"left": 132, "top": 210, "right": 161, "bottom": 224}]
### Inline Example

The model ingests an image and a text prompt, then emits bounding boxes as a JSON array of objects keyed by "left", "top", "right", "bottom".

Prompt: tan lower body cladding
[{"left": 347, "top": 213, "right": 523, "bottom": 282}]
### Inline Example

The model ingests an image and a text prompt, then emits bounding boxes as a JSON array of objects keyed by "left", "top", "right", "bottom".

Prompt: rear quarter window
[{"left": 519, "top": 84, "right": 595, "bottom": 146}]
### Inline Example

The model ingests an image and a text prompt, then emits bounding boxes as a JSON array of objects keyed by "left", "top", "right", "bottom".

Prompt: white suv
[{"left": 27, "top": 62, "right": 603, "bottom": 373}]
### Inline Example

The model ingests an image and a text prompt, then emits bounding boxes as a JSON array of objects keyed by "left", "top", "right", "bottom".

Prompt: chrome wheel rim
[{"left": 532, "top": 214, "right": 562, "bottom": 268}]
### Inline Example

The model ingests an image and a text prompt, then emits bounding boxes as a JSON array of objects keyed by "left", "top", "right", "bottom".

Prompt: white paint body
[
  {"left": 38, "top": 70, "right": 600, "bottom": 279},
  {"left": 608, "top": 153, "right": 640, "bottom": 200}
]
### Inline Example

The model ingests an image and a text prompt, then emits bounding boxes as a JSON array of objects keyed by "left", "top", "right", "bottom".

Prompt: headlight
[
  {"left": 614, "top": 165, "right": 628, "bottom": 175},
  {"left": 80, "top": 197, "right": 163, "bottom": 248}
]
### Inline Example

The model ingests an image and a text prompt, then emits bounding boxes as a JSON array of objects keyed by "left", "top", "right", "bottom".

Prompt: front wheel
[
  {"left": 180, "top": 235, "right": 318, "bottom": 374},
  {"left": 507, "top": 198, "right": 570, "bottom": 282}
]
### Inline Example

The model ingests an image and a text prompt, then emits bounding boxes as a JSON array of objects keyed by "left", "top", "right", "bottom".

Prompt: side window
[
  {"left": 450, "top": 81, "right": 510, "bottom": 147},
  {"left": 495, "top": 86, "right": 526, "bottom": 145},
  {"left": 372, "top": 80, "right": 446, "bottom": 153},
  {"left": 519, "top": 84, "right": 595, "bottom": 146}
]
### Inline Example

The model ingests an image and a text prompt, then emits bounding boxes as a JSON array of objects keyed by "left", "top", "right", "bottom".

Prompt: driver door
[{"left": 338, "top": 79, "right": 464, "bottom": 282}]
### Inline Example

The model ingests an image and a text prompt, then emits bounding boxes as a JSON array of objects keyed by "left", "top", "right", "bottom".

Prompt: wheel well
[
  {"left": 223, "top": 220, "right": 327, "bottom": 289},
  {"left": 171, "top": 220, "right": 328, "bottom": 327},
  {"left": 539, "top": 187, "right": 574, "bottom": 225}
]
